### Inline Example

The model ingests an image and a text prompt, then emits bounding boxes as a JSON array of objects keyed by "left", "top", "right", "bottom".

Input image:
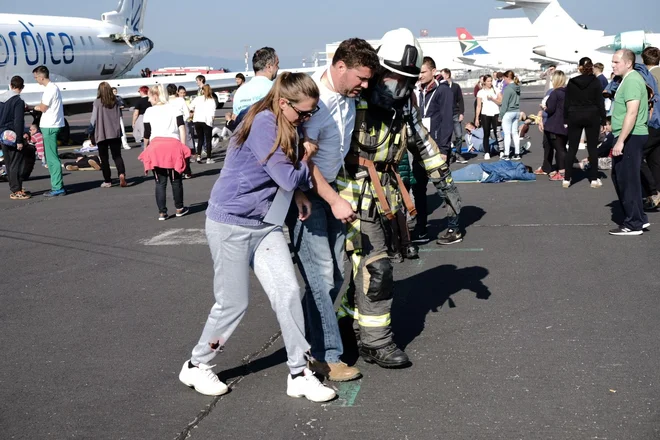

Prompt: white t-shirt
[
  {"left": 168, "top": 96, "right": 190, "bottom": 120},
  {"left": 303, "top": 68, "right": 355, "bottom": 183},
  {"left": 477, "top": 88, "right": 500, "bottom": 116},
  {"left": 190, "top": 96, "right": 216, "bottom": 127},
  {"left": 39, "top": 81, "right": 64, "bottom": 128},
  {"left": 143, "top": 104, "right": 181, "bottom": 140}
]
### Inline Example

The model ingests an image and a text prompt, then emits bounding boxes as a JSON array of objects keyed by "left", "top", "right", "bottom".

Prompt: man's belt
[{"left": 345, "top": 154, "right": 417, "bottom": 220}]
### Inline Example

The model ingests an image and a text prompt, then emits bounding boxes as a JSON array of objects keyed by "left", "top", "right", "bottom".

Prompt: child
[{"left": 24, "top": 124, "right": 46, "bottom": 166}]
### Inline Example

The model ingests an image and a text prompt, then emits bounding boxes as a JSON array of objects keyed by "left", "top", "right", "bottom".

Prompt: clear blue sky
[{"left": 4, "top": 0, "right": 657, "bottom": 61}]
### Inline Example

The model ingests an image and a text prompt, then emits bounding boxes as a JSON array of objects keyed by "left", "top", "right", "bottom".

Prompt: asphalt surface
[{"left": 1, "top": 86, "right": 659, "bottom": 440}]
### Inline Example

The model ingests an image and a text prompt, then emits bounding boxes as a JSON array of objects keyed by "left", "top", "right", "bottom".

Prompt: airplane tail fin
[
  {"left": 457, "top": 28, "right": 489, "bottom": 56},
  {"left": 496, "top": 0, "right": 584, "bottom": 38},
  {"left": 102, "top": 0, "right": 148, "bottom": 34}
]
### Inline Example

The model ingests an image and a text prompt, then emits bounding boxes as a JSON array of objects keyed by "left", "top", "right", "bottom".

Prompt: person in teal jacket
[{"left": 499, "top": 70, "right": 522, "bottom": 160}]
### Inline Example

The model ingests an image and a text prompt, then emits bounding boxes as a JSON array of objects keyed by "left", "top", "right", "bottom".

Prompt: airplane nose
[{"left": 533, "top": 45, "right": 546, "bottom": 57}]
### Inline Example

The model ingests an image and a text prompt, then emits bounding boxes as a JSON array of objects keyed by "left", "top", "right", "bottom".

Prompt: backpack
[{"left": 634, "top": 63, "right": 660, "bottom": 129}]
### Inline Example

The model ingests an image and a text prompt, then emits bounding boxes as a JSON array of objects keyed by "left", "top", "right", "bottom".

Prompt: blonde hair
[
  {"left": 148, "top": 84, "right": 168, "bottom": 105},
  {"left": 551, "top": 70, "right": 567, "bottom": 89},
  {"left": 503, "top": 70, "right": 520, "bottom": 85},
  {"left": 234, "top": 72, "right": 319, "bottom": 165},
  {"left": 201, "top": 84, "right": 214, "bottom": 100}
]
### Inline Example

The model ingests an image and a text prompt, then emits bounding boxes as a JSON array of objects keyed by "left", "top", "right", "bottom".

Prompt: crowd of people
[{"left": 1, "top": 28, "right": 658, "bottom": 404}]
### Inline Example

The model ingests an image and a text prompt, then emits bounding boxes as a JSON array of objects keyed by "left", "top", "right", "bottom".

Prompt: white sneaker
[
  {"left": 483, "top": 153, "right": 490, "bottom": 160},
  {"left": 590, "top": 178, "right": 603, "bottom": 188},
  {"left": 206, "top": 158, "right": 216, "bottom": 164},
  {"left": 286, "top": 368, "right": 336, "bottom": 403},
  {"left": 643, "top": 222, "right": 651, "bottom": 229},
  {"left": 562, "top": 180, "right": 571, "bottom": 188},
  {"left": 499, "top": 151, "right": 504, "bottom": 158},
  {"left": 179, "top": 360, "right": 228, "bottom": 396}
]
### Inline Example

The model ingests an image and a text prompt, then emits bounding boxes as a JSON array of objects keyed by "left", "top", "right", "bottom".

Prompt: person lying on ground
[
  {"left": 464, "top": 122, "right": 499, "bottom": 155},
  {"left": 58, "top": 152, "right": 101, "bottom": 171},
  {"left": 451, "top": 160, "right": 536, "bottom": 183}
]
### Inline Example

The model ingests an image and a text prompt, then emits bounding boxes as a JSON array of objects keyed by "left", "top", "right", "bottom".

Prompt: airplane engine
[{"left": 599, "top": 30, "right": 648, "bottom": 54}]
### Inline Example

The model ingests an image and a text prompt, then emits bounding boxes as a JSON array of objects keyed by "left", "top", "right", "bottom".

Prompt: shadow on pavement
[
  {"left": 392, "top": 264, "right": 492, "bottom": 350},
  {"left": 218, "top": 347, "right": 288, "bottom": 383}
]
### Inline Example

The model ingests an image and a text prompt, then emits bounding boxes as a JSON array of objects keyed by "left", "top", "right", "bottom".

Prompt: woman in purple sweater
[{"left": 179, "top": 73, "right": 335, "bottom": 403}]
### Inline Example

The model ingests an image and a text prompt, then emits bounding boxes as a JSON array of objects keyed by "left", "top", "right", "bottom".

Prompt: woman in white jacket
[{"left": 190, "top": 84, "right": 216, "bottom": 164}]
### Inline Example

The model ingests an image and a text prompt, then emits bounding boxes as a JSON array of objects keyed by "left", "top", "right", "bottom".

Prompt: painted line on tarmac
[
  {"left": 141, "top": 228, "right": 206, "bottom": 245},
  {"left": 473, "top": 223, "right": 610, "bottom": 228},
  {"left": 329, "top": 380, "right": 362, "bottom": 407},
  {"left": 142, "top": 227, "right": 292, "bottom": 246},
  {"left": 418, "top": 248, "right": 484, "bottom": 252}
]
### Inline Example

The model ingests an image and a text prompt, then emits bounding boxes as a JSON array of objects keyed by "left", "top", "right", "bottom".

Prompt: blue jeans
[
  {"left": 286, "top": 190, "right": 346, "bottom": 363},
  {"left": 501, "top": 111, "right": 521, "bottom": 156},
  {"left": 451, "top": 164, "right": 485, "bottom": 182}
]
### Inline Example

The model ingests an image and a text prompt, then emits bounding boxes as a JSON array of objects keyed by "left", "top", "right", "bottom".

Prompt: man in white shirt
[
  {"left": 286, "top": 39, "right": 379, "bottom": 382},
  {"left": 232, "top": 47, "right": 279, "bottom": 117},
  {"left": 33, "top": 65, "right": 66, "bottom": 196}
]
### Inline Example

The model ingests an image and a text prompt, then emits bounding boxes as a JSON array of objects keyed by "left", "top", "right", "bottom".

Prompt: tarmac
[{"left": 1, "top": 86, "right": 659, "bottom": 440}]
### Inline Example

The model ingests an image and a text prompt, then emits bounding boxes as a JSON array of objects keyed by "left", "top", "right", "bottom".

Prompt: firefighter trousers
[{"left": 338, "top": 216, "right": 395, "bottom": 349}]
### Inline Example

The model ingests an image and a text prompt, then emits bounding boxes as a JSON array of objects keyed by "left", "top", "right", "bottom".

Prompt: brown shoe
[
  {"left": 308, "top": 360, "right": 361, "bottom": 382},
  {"left": 65, "top": 165, "right": 79, "bottom": 171}
]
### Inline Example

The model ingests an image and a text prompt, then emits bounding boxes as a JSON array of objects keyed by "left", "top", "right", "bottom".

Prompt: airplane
[
  {"left": 454, "top": 27, "right": 558, "bottom": 71},
  {"left": 1, "top": 2, "right": 316, "bottom": 117},
  {"left": 497, "top": 0, "right": 660, "bottom": 65},
  {"left": 0, "top": 0, "right": 153, "bottom": 84}
]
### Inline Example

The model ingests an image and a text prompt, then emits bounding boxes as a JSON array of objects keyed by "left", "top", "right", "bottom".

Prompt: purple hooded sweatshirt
[{"left": 206, "top": 110, "right": 311, "bottom": 226}]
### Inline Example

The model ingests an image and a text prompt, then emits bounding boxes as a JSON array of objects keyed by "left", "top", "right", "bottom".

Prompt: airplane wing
[
  {"left": 530, "top": 57, "right": 560, "bottom": 69},
  {"left": 18, "top": 67, "right": 319, "bottom": 113},
  {"left": 456, "top": 57, "right": 478, "bottom": 66}
]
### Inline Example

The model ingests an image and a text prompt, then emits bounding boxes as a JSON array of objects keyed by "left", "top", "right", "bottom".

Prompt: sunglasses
[{"left": 287, "top": 101, "right": 320, "bottom": 120}]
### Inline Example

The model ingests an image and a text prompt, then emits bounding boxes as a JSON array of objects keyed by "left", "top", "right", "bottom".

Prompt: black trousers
[
  {"left": 640, "top": 126, "right": 660, "bottom": 196},
  {"left": 547, "top": 132, "right": 568, "bottom": 172},
  {"left": 1, "top": 144, "right": 25, "bottom": 193},
  {"left": 612, "top": 134, "right": 648, "bottom": 231},
  {"left": 480, "top": 114, "right": 499, "bottom": 153},
  {"left": 541, "top": 131, "right": 554, "bottom": 173},
  {"left": 194, "top": 122, "right": 213, "bottom": 158},
  {"left": 411, "top": 160, "right": 428, "bottom": 235},
  {"left": 21, "top": 144, "right": 37, "bottom": 181},
  {"left": 97, "top": 138, "right": 125, "bottom": 183},
  {"left": 565, "top": 112, "right": 600, "bottom": 182},
  {"left": 153, "top": 167, "right": 183, "bottom": 214}
]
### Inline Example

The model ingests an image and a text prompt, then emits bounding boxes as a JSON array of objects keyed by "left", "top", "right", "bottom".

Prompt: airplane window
[{"left": 80, "top": 36, "right": 85, "bottom": 45}]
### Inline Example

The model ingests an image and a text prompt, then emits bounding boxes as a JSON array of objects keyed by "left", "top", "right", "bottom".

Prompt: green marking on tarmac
[
  {"left": 333, "top": 380, "right": 361, "bottom": 407},
  {"left": 419, "top": 248, "right": 484, "bottom": 252}
]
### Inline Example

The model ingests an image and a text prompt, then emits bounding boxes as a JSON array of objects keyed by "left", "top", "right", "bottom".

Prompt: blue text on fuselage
[{"left": 0, "top": 21, "right": 74, "bottom": 68}]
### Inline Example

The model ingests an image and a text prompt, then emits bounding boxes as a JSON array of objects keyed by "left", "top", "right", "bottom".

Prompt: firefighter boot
[{"left": 360, "top": 342, "right": 410, "bottom": 368}]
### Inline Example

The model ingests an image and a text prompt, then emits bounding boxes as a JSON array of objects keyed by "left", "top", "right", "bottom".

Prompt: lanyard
[{"left": 420, "top": 87, "right": 437, "bottom": 118}]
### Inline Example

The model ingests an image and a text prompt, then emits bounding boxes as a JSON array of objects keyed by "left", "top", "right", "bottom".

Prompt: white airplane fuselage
[{"left": 0, "top": 13, "right": 152, "bottom": 85}]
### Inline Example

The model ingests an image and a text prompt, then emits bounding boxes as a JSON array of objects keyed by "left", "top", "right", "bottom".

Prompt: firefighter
[{"left": 336, "top": 28, "right": 462, "bottom": 368}]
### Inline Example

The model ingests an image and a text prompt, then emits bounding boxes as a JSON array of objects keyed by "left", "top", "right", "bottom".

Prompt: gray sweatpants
[{"left": 190, "top": 218, "right": 309, "bottom": 374}]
